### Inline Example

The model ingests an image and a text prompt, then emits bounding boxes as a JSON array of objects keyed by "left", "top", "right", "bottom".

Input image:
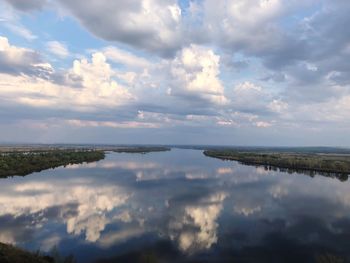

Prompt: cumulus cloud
[
  {"left": 183, "top": 0, "right": 350, "bottom": 105},
  {"left": 0, "top": 38, "right": 134, "bottom": 112},
  {"left": 58, "top": 0, "right": 183, "bottom": 56},
  {"left": 65, "top": 52, "right": 134, "bottom": 108},
  {"left": 169, "top": 45, "right": 228, "bottom": 105},
  {"left": 0, "top": 36, "right": 47, "bottom": 76},
  {"left": 2, "top": 0, "right": 350, "bottom": 144}
]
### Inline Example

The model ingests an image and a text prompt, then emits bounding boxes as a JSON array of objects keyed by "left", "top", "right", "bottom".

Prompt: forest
[
  {"left": 204, "top": 150, "right": 350, "bottom": 180},
  {"left": 0, "top": 150, "right": 105, "bottom": 178}
]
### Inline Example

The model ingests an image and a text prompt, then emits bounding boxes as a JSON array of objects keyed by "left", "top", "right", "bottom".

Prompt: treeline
[
  {"left": 203, "top": 150, "right": 350, "bottom": 180},
  {"left": 112, "top": 146, "right": 171, "bottom": 153},
  {"left": 0, "top": 150, "right": 105, "bottom": 178}
]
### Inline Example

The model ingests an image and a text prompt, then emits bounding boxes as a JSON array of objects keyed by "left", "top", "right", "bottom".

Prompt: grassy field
[
  {"left": 204, "top": 150, "right": 350, "bottom": 180},
  {"left": 0, "top": 150, "right": 105, "bottom": 178}
]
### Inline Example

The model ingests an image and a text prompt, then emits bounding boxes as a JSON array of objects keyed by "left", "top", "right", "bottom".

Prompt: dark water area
[{"left": 1, "top": 149, "right": 350, "bottom": 263}]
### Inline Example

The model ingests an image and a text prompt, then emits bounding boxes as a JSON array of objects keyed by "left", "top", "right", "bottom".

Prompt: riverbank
[
  {"left": 203, "top": 150, "right": 350, "bottom": 180},
  {"left": 0, "top": 145, "right": 172, "bottom": 178},
  {"left": 0, "top": 150, "right": 105, "bottom": 178}
]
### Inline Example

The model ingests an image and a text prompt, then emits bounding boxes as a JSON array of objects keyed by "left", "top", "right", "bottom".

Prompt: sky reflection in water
[{"left": 1, "top": 149, "right": 350, "bottom": 262}]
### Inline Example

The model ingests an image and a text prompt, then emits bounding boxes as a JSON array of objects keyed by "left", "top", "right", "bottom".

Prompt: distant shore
[
  {"left": 204, "top": 150, "right": 350, "bottom": 181},
  {"left": 0, "top": 146, "right": 171, "bottom": 178},
  {"left": 0, "top": 144, "right": 171, "bottom": 153},
  {"left": 111, "top": 146, "right": 171, "bottom": 153}
]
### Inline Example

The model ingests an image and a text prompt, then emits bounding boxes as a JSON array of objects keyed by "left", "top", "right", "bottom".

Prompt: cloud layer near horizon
[{"left": 0, "top": 0, "right": 350, "bottom": 145}]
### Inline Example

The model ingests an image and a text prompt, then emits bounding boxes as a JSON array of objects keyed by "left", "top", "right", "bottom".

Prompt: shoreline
[
  {"left": 203, "top": 150, "right": 350, "bottom": 181},
  {"left": 0, "top": 146, "right": 171, "bottom": 178}
]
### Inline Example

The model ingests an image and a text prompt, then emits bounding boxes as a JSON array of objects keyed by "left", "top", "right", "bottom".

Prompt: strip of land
[
  {"left": 0, "top": 145, "right": 172, "bottom": 178},
  {"left": 0, "top": 145, "right": 171, "bottom": 154},
  {"left": 0, "top": 150, "right": 105, "bottom": 178},
  {"left": 111, "top": 146, "right": 171, "bottom": 153},
  {"left": 203, "top": 150, "right": 350, "bottom": 180}
]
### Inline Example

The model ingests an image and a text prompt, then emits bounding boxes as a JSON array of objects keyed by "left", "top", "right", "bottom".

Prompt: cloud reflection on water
[
  {"left": 0, "top": 149, "right": 350, "bottom": 262},
  {"left": 0, "top": 179, "right": 131, "bottom": 244}
]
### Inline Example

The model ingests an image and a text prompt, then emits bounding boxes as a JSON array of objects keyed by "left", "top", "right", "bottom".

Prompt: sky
[{"left": 0, "top": 0, "right": 350, "bottom": 146}]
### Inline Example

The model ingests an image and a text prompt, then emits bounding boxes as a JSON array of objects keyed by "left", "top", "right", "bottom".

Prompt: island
[{"left": 203, "top": 149, "right": 350, "bottom": 181}]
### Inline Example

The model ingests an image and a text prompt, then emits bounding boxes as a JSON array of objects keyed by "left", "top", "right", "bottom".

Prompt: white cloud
[
  {"left": 234, "top": 81, "right": 262, "bottom": 93},
  {"left": 255, "top": 121, "right": 272, "bottom": 128},
  {"left": 169, "top": 45, "right": 228, "bottom": 105},
  {"left": 66, "top": 119, "right": 159, "bottom": 129},
  {"left": 0, "top": 36, "right": 49, "bottom": 77},
  {"left": 46, "top": 41, "right": 69, "bottom": 58},
  {"left": 66, "top": 52, "right": 134, "bottom": 108},
  {"left": 0, "top": 39, "right": 134, "bottom": 112},
  {"left": 0, "top": 36, "right": 37, "bottom": 64},
  {"left": 58, "top": 0, "right": 183, "bottom": 56},
  {"left": 268, "top": 99, "right": 288, "bottom": 113},
  {"left": 103, "top": 46, "right": 151, "bottom": 69}
]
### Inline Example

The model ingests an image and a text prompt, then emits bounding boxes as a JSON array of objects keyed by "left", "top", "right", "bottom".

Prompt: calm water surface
[{"left": 1, "top": 149, "right": 350, "bottom": 262}]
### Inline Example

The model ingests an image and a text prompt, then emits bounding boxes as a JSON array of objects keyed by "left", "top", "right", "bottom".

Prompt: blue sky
[{"left": 0, "top": 0, "right": 349, "bottom": 146}]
